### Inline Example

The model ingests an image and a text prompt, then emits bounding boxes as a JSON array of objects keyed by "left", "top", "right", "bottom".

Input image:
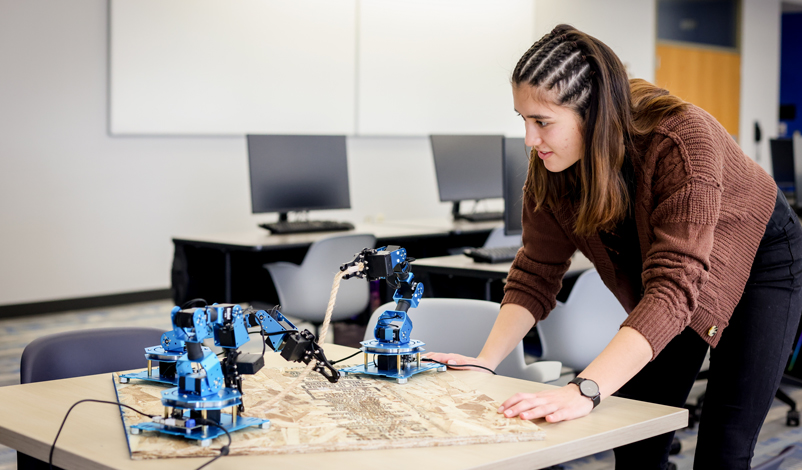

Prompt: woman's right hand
[{"left": 424, "top": 353, "right": 496, "bottom": 374}]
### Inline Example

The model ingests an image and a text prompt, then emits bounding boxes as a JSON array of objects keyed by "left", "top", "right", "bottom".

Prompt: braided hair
[
  {"left": 512, "top": 24, "right": 634, "bottom": 235},
  {"left": 513, "top": 32, "right": 593, "bottom": 116}
]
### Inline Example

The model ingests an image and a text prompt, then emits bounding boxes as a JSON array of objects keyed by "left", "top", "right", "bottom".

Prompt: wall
[
  {"left": 535, "top": 0, "right": 657, "bottom": 82},
  {"left": 0, "top": 0, "right": 660, "bottom": 307},
  {"left": 740, "top": 0, "right": 782, "bottom": 170},
  {"left": 0, "top": 0, "right": 458, "bottom": 306}
]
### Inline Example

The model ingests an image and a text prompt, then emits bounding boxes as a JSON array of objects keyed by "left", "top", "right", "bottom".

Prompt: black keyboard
[
  {"left": 463, "top": 245, "right": 521, "bottom": 263},
  {"left": 457, "top": 211, "right": 504, "bottom": 222},
  {"left": 259, "top": 220, "right": 355, "bottom": 234}
]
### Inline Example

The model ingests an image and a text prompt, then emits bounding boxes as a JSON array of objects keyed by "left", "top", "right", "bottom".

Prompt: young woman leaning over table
[{"left": 426, "top": 24, "right": 802, "bottom": 469}]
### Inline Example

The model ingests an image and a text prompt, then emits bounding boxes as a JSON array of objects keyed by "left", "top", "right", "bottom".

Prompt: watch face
[{"left": 579, "top": 380, "right": 599, "bottom": 397}]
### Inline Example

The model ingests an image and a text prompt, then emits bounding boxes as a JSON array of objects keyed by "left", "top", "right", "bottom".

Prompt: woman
[{"left": 428, "top": 25, "right": 802, "bottom": 469}]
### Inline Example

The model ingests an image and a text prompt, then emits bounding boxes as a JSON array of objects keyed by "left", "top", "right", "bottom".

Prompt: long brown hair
[{"left": 512, "top": 25, "right": 687, "bottom": 235}]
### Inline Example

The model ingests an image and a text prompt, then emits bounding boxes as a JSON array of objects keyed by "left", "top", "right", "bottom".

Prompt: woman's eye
[{"left": 537, "top": 120, "right": 549, "bottom": 128}]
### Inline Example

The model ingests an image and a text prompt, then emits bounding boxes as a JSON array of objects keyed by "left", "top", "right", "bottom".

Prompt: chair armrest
[
  {"left": 264, "top": 261, "right": 299, "bottom": 273},
  {"left": 264, "top": 262, "right": 302, "bottom": 305},
  {"left": 518, "top": 360, "right": 562, "bottom": 383}
]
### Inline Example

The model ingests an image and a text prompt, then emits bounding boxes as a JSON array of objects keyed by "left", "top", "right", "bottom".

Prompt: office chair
[
  {"left": 20, "top": 327, "right": 165, "bottom": 384},
  {"left": 364, "top": 298, "right": 561, "bottom": 382},
  {"left": 482, "top": 225, "right": 522, "bottom": 249},
  {"left": 751, "top": 444, "right": 798, "bottom": 470},
  {"left": 18, "top": 326, "right": 165, "bottom": 470},
  {"left": 264, "top": 233, "right": 376, "bottom": 338},
  {"left": 537, "top": 268, "right": 628, "bottom": 373}
]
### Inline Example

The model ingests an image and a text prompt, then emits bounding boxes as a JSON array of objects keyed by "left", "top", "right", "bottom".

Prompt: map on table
[{"left": 114, "top": 367, "right": 545, "bottom": 459}]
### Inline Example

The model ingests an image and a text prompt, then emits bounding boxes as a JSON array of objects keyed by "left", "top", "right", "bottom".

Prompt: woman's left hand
[{"left": 498, "top": 384, "right": 594, "bottom": 423}]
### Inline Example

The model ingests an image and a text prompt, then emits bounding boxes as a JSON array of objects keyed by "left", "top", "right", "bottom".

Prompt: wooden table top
[
  {"left": 412, "top": 252, "right": 595, "bottom": 280},
  {"left": 172, "top": 222, "right": 451, "bottom": 250},
  {"left": 0, "top": 344, "right": 686, "bottom": 469}
]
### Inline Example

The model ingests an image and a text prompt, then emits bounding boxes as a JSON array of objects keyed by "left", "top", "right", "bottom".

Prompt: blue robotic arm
[
  {"left": 341, "top": 246, "right": 423, "bottom": 344},
  {"left": 338, "top": 246, "right": 442, "bottom": 383},
  {"left": 127, "top": 302, "right": 339, "bottom": 445}
]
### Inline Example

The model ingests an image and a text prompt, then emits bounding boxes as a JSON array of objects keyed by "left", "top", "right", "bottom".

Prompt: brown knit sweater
[{"left": 502, "top": 105, "right": 777, "bottom": 359}]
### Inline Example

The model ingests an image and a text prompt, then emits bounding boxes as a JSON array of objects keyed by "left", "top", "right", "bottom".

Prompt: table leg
[{"left": 225, "top": 251, "right": 231, "bottom": 303}]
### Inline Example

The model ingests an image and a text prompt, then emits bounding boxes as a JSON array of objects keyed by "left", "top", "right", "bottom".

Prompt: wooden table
[{"left": 0, "top": 344, "right": 686, "bottom": 470}]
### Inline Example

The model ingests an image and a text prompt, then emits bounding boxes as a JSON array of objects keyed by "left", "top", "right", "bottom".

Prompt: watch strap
[{"left": 569, "top": 377, "right": 601, "bottom": 409}]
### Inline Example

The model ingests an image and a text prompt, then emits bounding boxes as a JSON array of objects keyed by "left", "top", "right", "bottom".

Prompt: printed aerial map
[{"left": 115, "top": 367, "right": 545, "bottom": 459}]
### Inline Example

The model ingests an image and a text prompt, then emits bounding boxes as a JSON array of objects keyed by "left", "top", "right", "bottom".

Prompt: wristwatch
[{"left": 569, "top": 377, "right": 601, "bottom": 409}]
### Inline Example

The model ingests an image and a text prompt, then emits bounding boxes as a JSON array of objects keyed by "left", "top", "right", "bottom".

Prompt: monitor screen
[
  {"left": 502, "top": 137, "right": 529, "bottom": 236},
  {"left": 430, "top": 135, "right": 504, "bottom": 202},
  {"left": 246, "top": 135, "right": 351, "bottom": 214},
  {"left": 770, "top": 138, "right": 795, "bottom": 194}
]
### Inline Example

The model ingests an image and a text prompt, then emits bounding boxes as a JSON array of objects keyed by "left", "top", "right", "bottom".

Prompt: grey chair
[
  {"left": 18, "top": 326, "right": 165, "bottom": 469},
  {"left": 20, "top": 327, "right": 166, "bottom": 384},
  {"left": 264, "top": 233, "right": 377, "bottom": 336},
  {"left": 537, "top": 268, "right": 628, "bottom": 373},
  {"left": 364, "top": 298, "right": 561, "bottom": 382}
]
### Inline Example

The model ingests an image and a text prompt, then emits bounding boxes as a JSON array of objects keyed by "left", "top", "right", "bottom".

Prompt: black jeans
[{"left": 613, "top": 188, "right": 802, "bottom": 470}]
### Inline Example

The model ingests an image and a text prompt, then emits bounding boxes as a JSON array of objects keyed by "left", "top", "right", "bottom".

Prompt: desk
[
  {"left": 382, "top": 218, "right": 503, "bottom": 235},
  {"left": 412, "top": 252, "right": 595, "bottom": 301},
  {"left": 171, "top": 220, "right": 496, "bottom": 306},
  {"left": 0, "top": 344, "right": 686, "bottom": 470}
]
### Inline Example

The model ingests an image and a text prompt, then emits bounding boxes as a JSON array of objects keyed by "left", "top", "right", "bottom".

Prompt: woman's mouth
[{"left": 538, "top": 150, "right": 553, "bottom": 159}]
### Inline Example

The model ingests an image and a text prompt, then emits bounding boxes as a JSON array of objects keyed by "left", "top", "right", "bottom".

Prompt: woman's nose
[{"left": 525, "top": 127, "right": 542, "bottom": 148}]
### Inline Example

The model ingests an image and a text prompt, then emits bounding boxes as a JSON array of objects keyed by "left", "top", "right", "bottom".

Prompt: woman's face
[{"left": 512, "top": 83, "right": 584, "bottom": 173}]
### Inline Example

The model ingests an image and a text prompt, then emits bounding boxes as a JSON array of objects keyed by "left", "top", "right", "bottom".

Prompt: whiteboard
[
  {"left": 357, "top": 0, "right": 536, "bottom": 136},
  {"left": 109, "top": 0, "right": 357, "bottom": 135}
]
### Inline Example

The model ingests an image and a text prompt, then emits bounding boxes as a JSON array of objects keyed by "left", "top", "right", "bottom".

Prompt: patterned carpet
[{"left": 1, "top": 300, "right": 801, "bottom": 469}]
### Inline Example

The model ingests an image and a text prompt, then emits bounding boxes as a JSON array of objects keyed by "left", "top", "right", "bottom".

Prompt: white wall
[
  {"left": 535, "top": 0, "right": 657, "bottom": 82},
  {"left": 0, "top": 0, "right": 457, "bottom": 306},
  {"left": 740, "top": 0, "right": 782, "bottom": 171},
  {"left": 2, "top": 0, "right": 772, "bottom": 307}
]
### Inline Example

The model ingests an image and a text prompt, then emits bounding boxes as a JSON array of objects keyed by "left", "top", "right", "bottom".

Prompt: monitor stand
[{"left": 451, "top": 201, "right": 503, "bottom": 222}]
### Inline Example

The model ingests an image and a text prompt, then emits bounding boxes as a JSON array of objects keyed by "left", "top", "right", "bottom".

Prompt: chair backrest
[
  {"left": 266, "top": 233, "right": 376, "bottom": 323},
  {"left": 483, "top": 225, "right": 522, "bottom": 249},
  {"left": 537, "top": 268, "right": 628, "bottom": 372},
  {"left": 364, "top": 298, "right": 556, "bottom": 381},
  {"left": 20, "top": 327, "right": 165, "bottom": 383},
  {"left": 751, "top": 444, "right": 798, "bottom": 470}
]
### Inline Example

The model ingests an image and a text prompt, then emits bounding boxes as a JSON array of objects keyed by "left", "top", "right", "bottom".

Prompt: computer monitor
[
  {"left": 430, "top": 135, "right": 504, "bottom": 220},
  {"left": 770, "top": 138, "right": 795, "bottom": 203},
  {"left": 246, "top": 135, "right": 351, "bottom": 220},
  {"left": 502, "top": 137, "right": 529, "bottom": 236}
]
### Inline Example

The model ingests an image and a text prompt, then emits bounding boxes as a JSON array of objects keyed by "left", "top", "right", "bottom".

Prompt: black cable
[
  {"left": 331, "top": 350, "right": 362, "bottom": 365},
  {"left": 260, "top": 327, "right": 266, "bottom": 357},
  {"left": 50, "top": 399, "right": 231, "bottom": 470},
  {"left": 421, "top": 358, "right": 497, "bottom": 375},
  {"left": 50, "top": 399, "right": 153, "bottom": 469},
  {"left": 193, "top": 419, "right": 232, "bottom": 470},
  {"left": 248, "top": 329, "right": 299, "bottom": 336}
]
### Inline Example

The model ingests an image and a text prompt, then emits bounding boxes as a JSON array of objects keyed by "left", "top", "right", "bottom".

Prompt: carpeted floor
[{"left": 1, "top": 300, "right": 801, "bottom": 470}]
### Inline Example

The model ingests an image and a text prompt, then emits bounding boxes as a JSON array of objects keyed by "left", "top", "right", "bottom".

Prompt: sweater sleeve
[
  {"left": 502, "top": 193, "right": 578, "bottom": 322},
  {"left": 621, "top": 129, "right": 723, "bottom": 358}
]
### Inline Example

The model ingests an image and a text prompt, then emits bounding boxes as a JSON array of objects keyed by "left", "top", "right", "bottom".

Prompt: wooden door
[{"left": 655, "top": 42, "right": 741, "bottom": 139}]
